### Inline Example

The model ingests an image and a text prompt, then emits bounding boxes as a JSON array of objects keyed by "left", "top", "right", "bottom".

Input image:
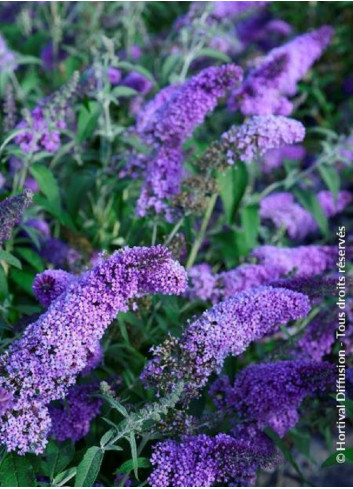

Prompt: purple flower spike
[
  {"left": 230, "top": 26, "right": 333, "bottom": 115},
  {"left": 221, "top": 115, "right": 305, "bottom": 164},
  {"left": 0, "top": 245, "right": 187, "bottom": 454},
  {"left": 136, "top": 64, "right": 243, "bottom": 216},
  {"left": 142, "top": 286, "right": 310, "bottom": 399},
  {"left": 210, "top": 360, "right": 335, "bottom": 436},
  {"left": 149, "top": 431, "right": 278, "bottom": 487},
  {"left": 0, "top": 189, "right": 33, "bottom": 247},
  {"left": 252, "top": 245, "right": 339, "bottom": 278}
]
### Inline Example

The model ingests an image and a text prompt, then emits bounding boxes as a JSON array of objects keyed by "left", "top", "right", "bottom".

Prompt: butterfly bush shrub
[{"left": 0, "top": 1, "right": 352, "bottom": 487}]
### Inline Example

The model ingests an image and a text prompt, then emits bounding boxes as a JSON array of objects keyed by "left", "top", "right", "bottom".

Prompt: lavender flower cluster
[
  {"left": 210, "top": 360, "right": 335, "bottom": 436},
  {"left": 0, "top": 246, "right": 187, "bottom": 454},
  {"left": 230, "top": 26, "right": 333, "bottom": 115},
  {"left": 136, "top": 64, "right": 243, "bottom": 216},
  {"left": 142, "top": 286, "right": 310, "bottom": 400},
  {"left": 260, "top": 190, "right": 352, "bottom": 239},
  {"left": 149, "top": 431, "right": 278, "bottom": 487}
]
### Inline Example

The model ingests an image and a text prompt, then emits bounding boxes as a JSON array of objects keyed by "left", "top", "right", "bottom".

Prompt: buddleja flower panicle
[{"left": 0, "top": 245, "right": 187, "bottom": 454}]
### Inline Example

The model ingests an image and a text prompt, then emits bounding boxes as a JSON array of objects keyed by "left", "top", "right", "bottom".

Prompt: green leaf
[
  {"left": 161, "top": 54, "right": 182, "bottom": 82},
  {"left": 99, "top": 393, "right": 129, "bottom": 417},
  {"left": 77, "top": 101, "right": 100, "bottom": 143},
  {"left": 66, "top": 170, "right": 95, "bottom": 217},
  {"left": 129, "top": 431, "right": 139, "bottom": 479},
  {"left": 293, "top": 188, "right": 329, "bottom": 237},
  {"left": 264, "top": 428, "right": 307, "bottom": 482},
  {"left": 0, "top": 264, "right": 8, "bottom": 297},
  {"left": 30, "top": 163, "right": 61, "bottom": 214},
  {"left": 10, "top": 269, "right": 35, "bottom": 295},
  {"left": 74, "top": 446, "right": 103, "bottom": 487},
  {"left": 100, "top": 428, "right": 116, "bottom": 447},
  {"left": 16, "top": 247, "right": 44, "bottom": 272},
  {"left": 217, "top": 162, "right": 248, "bottom": 224},
  {"left": 44, "top": 440, "right": 75, "bottom": 481},
  {"left": 241, "top": 204, "right": 260, "bottom": 249},
  {"left": 196, "top": 47, "right": 231, "bottom": 63},
  {"left": 116, "top": 457, "right": 151, "bottom": 475},
  {"left": 322, "top": 449, "right": 353, "bottom": 468},
  {"left": 0, "top": 453, "right": 36, "bottom": 487},
  {"left": 0, "top": 250, "right": 22, "bottom": 269},
  {"left": 53, "top": 467, "right": 77, "bottom": 486},
  {"left": 112, "top": 86, "right": 138, "bottom": 98},
  {"left": 318, "top": 164, "right": 340, "bottom": 199}
]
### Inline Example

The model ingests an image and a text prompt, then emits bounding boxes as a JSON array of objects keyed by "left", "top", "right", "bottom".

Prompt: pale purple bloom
[
  {"left": 221, "top": 116, "right": 305, "bottom": 164},
  {"left": 318, "top": 190, "right": 352, "bottom": 216},
  {"left": 0, "top": 189, "right": 33, "bottom": 247},
  {"left": 15, "top": 106, "right": 66, "bottom": 153},
  {"left": 252, "top": 245, "right": 339, "bottom": 278},
  {"left": 49, "top": 383, "right": 102, "bottom": 442},
  {"left": 187, "top": 264, "right": 217, "bottom": 302},
  {"left": 261, "top": 144, "right": 306, "bottom": 173},
  {"left": 210, "top": 360, "right": 334, "bottom": 436},
  {"left": 230, "top": 26, "right": 333, "bottom": 115},
  {"left": 260, "top": 191, "right": 352, "bottom": 240},
  {"left": 107, "top": 67, "right": 122, "bottom": 85},
  {"left": 187, "top": 263, "right": 282, "bottom": 303},
  {"left": 212, "top": 1, "right": 266, "bottom": 19},
  {"left": 32, "top": 269, "right": 75, "bottom": 307},
  {"left": 0, "top": 245, "right": 187, "bottom": 454},
  {"left": 260, "top": 192, "right": 316, "bottom": 240},
  {"left": 0, "top": 34, "right": 17, "bottom": 71},
  {"left": 24, "top": 218, "right": 51, "bottom": 239},
  {"left": 0, "top": 173, "right": 6, "bottom": 191},
  {"left": 142, "top": 287, "right": 310, "bottom": 399}
]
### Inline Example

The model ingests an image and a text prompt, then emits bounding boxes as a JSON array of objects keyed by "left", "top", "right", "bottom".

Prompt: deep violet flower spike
[
  {"left": 0, "top": 189, "right": 33, "bottom": 247},
  {"left": 32, "top": 269, "right": 75, "bottom": 308},
  {"left": 149, "top": 432, "right": 278, "bottom": 487},
  {"left": 49, "top": 384, "right": 102, "bottom": 442},
  {"left": 142, "top": 286, "right": 310, "bottom": 400},
  {"left": 136, "top": 65, "right": 243, "bottom": 217},
  {"left": 143, "top": 64, "right": 243, "bottom": 145},
  {"left": 210, "top": 360, "right": 335, "bottom": 436},
  {"left": 230, "top": 26, "right": 333, "bottom": 115},
  {"left": 0, "top": 245, "right": 187, "bottom": 454},
  {"left": 221, "top": 115, "right": 305, "bottom": 164}
]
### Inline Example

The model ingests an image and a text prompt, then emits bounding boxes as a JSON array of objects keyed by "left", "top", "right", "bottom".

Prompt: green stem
[
  {"left": 164, "top": 217, "right": 184, "bottom": 246},
  {"left": 186, "top": 193, "right": 217, "bottom": 269}
]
